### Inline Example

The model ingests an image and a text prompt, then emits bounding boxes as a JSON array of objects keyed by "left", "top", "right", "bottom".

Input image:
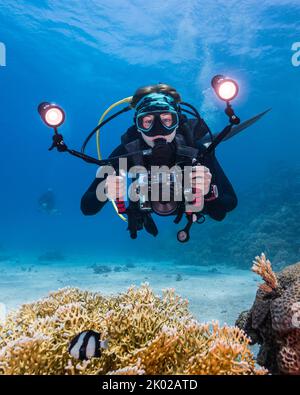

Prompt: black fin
[
  {"left": 201, "top": 109, "right": 271, "bottom": 145},
  {"left": 93, "top": 332, "right": 101, "bottom": 358}
]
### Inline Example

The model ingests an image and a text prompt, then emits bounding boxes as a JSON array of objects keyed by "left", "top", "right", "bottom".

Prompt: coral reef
[
  {"left": 113, "top": 266, "right": 129, "bottom": 272},
  {"left": 0, "top": 255, "right": 14, "bottom": 262},
  {"left": 0, "top": 285, "right": 266, "bottom": 375},
  {"left": 90, "top": 264, "right": 112, "bottom": 274},
  {"left": 236, "top": 254, "right": 300, "bottom": 375},
  {"left": 125, "top": 262, "right": 136, "bottom": 269},
  {"left": 90, "top": 264, "right": 131, "bottom": 275}
]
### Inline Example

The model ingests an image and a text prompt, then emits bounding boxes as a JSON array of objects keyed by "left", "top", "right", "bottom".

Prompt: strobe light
[
  {"left": 38, "top": 102, "right": 65, "bottom": 128},
  {"left": 211, "top": 75, "right": 239, "bottom": 102}
]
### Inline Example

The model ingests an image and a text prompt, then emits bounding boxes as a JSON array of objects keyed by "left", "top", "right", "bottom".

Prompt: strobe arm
[
  {"left": 48, "top": 130, "right": 152, "bottom": 167},
  {"left": 48, "top": 132, "right": 68, "bottom": 152}
]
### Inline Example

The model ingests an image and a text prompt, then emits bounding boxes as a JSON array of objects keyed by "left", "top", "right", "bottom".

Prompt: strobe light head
[
  {"left": 211, "top": 75, "right": 239, "bottom": 102},
  {"left": 38, "top": 102, "right": 65, "bottom": 128}
]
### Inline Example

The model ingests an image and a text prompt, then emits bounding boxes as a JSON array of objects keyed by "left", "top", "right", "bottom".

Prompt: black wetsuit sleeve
[
  {"left": 80, "top": 145, "right": 127, "bottom": 215},
  {"left": 200, "top": 149, "right": 238, "bottom": 221}
]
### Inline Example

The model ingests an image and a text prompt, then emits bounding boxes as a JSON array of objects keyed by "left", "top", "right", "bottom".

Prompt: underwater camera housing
[
  {"left": 135, "top": 139, "right": 192, "bottom": 216},
  {"left": 135, "top": 163, "right": 207, "bottom": 218},
  {"left": 136, "top": 169, "right": 183, "bottom": 216}
]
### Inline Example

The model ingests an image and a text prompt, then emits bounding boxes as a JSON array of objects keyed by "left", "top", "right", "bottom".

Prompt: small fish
[{"left": 68, "top": 330, "right": 108, "bottom": 361}]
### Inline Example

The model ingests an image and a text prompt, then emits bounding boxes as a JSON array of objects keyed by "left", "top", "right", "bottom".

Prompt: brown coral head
[
  {"left": 278, "top": 330, "right": 300, "bottom": 375},
  {"left": 271, "top": 286, "right": 300, "bottom": 333}
]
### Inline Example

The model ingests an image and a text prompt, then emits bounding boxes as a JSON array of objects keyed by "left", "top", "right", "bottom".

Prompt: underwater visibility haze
[{"left": 0, "top": 0, "right": 299, "bottom": 376}]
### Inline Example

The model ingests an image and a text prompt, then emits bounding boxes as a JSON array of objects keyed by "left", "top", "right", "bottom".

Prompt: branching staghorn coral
[
  {"left": 0, "top": 285, "right": 266, "bottom": 375},
  {"left": 252, "top": 253, "right": 279, "bottom": 293}
]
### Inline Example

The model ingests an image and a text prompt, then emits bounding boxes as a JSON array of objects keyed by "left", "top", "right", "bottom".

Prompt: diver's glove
[{"left": 126, "top": 206, "right": 158, "bottom": 239}]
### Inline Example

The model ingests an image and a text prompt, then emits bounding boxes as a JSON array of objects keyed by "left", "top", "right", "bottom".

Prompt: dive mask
[{"left": 136, "top": 110, "right": 179, "bottom": 137}]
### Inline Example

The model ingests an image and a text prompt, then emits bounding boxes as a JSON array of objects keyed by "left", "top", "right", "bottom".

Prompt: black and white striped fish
[{"left": 68, "top": 330, "right": 108, "bottom": 361}]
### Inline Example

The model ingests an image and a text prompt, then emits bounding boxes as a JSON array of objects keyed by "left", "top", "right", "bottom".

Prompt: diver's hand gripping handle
[
  {"left": 179, "top": 160, "right": 218, "bottom": 243},
  {"left": 205, "top": 184, "right": 219, "bottom": 202},
  {"left": 188, "top": 161, "right": 219, "bottom": 210},
  {"left": 114, "top": 170, "right": 127, "bottom": 214},
  {"left": 186, "top": 161, "right": 208, "bottom": 214}
]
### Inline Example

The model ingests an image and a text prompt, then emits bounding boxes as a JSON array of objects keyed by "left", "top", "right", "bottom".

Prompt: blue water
[{"left": 0, "top": 1, "right": 299, "bottom": 319}]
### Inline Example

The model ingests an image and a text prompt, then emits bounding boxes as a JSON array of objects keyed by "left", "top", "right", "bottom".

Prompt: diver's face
[
  {"left": 141, "top": 112, "right": 174, "bottom": 129},
  {"left": 138, "top": 111, "right": 178, "bottom": 147}
]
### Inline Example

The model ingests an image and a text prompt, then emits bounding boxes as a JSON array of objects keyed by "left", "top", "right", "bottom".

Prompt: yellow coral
[
  {"left": 0, "top": 285, "right": 266, "bottom": 375},
  {"left": 252, "top": 253, "right": 279, "bottom": 292}
]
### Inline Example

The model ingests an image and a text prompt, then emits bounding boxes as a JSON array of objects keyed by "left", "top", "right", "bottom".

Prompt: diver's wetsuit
[{"left": 81, "top": 118, "right": 238, "bottom": 222}]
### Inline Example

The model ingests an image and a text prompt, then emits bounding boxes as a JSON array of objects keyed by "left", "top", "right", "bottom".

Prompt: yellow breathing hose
[{"left": 96, "top": 96, "right": 133, "bottom": 222}]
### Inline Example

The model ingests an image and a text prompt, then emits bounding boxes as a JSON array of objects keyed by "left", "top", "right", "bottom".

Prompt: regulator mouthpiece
[
  {"left": 38, "top": 102, "right": 65, "bottom": 128},
  {"left": 211, "top": 75, "right": 239, "bottom": 102}
]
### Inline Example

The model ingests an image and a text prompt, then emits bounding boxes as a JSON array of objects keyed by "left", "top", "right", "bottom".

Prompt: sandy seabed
[{"left": 0, "top": 258, "right": 259, "bottom": 326}]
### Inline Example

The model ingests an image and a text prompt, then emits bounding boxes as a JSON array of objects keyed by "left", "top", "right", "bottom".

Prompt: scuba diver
[
  {"left": 38, "top": 78, "right": 270, "bottom": 242},
  {"left": 38, "top": 188, "right": 59, "bottom": 215},
  {"left": 81, "top": 84, "right": 237, "bottom": 240},
  {"left": 37, "top": 81, "right": 270, "bottom": 361}
]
